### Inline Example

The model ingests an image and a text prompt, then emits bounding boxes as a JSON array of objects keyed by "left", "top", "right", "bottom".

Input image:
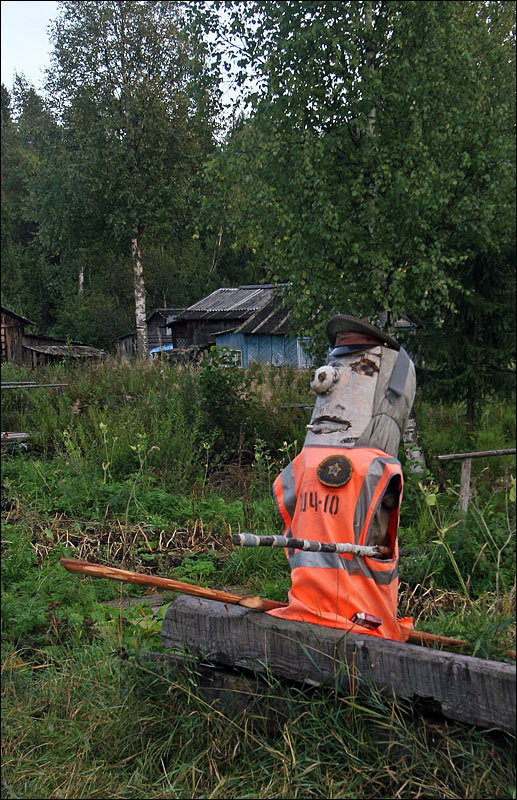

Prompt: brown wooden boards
[{"left": 161, "top": 595, "right": 516, "bottom": 733}]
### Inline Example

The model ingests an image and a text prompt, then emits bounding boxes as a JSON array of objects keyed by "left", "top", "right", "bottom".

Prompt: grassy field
[{"left": 1, "top": 356, "right": 515, "bottom": 799}]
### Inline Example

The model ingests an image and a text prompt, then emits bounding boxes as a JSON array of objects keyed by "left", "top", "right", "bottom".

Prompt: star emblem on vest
[{"left": 316, "top": 455, "right": 353, "bottom": 487}]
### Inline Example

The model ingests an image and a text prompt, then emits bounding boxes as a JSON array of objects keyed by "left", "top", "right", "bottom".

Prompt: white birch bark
[{"left": 131, "top": 226, "right": 149, "bottom": 358}]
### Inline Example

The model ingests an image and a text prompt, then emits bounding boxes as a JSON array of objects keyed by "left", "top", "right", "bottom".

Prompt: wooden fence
[{"left": 437, "top": 448, "right": 516, "bottom": 513}]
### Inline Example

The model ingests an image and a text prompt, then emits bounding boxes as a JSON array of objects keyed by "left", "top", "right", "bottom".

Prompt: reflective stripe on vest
[
  {"left": 287, "top": 550, "right": 398, "bottom": 584},
  {"left": 268, "top": 446, "right": 412, "bottom": 641}
]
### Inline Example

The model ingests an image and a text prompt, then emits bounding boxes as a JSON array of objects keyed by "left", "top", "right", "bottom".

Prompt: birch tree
[{"left": 46, "top": 1, "right": 220, "bottom": 357}]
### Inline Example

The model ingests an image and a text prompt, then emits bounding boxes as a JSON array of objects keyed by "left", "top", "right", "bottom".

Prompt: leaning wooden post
[{"left": 459, "top": 457, "right": 472, "bottom": 514}]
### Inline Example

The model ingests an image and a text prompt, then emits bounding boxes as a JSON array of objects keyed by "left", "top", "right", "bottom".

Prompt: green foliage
[
  {"left": 197, "top": 346, "right": 253, "bottom": 459},
  {"left": 219, "top": 545, "right": 291, "bottom": 600},
  {"left": 415, "top": 396, "right": 516, "bottom": 491},
  {"left": 171, "top": 552, "right": 218, "bottom": 584},
  {"left": 1, "top": 3, "right": 256, "bottom": 348},
  {"left": 1, "top": 359, "right": 310, "bottom": 495},
  {"left": 37, "top": 1, "right": 223, "bottom": 354},
  {"left": 1, "top": 525, "right": 119, "bottom": 647},
  {"left": 203, "top": 1, "right": 515, "bottom": 393},
  {"left": 409, "top": 249, "right": 516, "bottom": 427}
]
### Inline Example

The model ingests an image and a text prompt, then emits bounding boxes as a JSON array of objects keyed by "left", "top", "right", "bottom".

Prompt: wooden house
[
  {"left": 163, "top": 288, "right": 422, "bottom": 367},
  {"left": 1, "top": 306, "right": 105, "bottom": 367},
  {"left": 113, "top": 332, "right": 137, "bottom": 358},
  {"left": 165, "top": 286, "right": 282, "bottom": 350},
  {"left": 113, "top": 308, "right": 184, "bottom": 357},
  {"left": 1, "top": 306, "right": 34, "bottom": 364},
  {"left": 215, "top": 295, "right": 312, "bottom": 368}
]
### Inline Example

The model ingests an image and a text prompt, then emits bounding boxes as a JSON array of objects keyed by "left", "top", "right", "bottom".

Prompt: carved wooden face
[{"left": 305, "top": 347, "right": 382, "bottom": 447}]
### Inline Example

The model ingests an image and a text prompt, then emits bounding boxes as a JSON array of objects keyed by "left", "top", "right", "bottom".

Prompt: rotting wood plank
[
  {"left": 161, "top": 595, "right": 516, "bottom": 733},
  {"left": 103, "top": 593, "right": 166, "bottom": 618}
]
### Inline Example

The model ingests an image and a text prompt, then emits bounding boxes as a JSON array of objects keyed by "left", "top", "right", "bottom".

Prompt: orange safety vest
[{"left": 267, "top": 446, "right": 413, "bottom": 641}]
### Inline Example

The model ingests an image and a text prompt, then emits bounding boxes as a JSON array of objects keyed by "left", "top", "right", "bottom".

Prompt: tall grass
[
  {"left": 2, "top": 642, "right": 515, "bottom": 799},
  {"left": 1, "top": 358, "right": 515, "bottom": 798},
  {"left": 1, "top": 357, "right": 310, "bottom": 491}
]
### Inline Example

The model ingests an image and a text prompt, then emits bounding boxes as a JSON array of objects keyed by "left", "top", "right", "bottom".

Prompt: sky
[
  {"left": 1, "top": 1, "right": 59, "bottom": 92},
  {"left": 0, "top": 0, "right": 245, "bottom": 124}
]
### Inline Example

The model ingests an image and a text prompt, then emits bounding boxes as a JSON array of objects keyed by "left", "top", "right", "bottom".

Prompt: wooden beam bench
[{"left": 161, "top": 595, "right": 516, "bottom": 734}]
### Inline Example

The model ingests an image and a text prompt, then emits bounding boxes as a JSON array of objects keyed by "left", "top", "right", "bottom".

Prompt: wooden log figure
[{"left": 268, "top": 315, "right": 417, "bottom": 640}]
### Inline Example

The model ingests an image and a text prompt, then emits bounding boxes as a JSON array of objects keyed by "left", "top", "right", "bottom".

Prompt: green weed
[{"left": 1, "top": 361, "right": 515, "bottom": 799}]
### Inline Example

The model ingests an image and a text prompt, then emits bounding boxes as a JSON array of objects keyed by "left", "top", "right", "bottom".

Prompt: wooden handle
[
  {"left": 407, "top": 629, "right": 470, "bottom": 649},
  {"left": 60, "top": 558, "right": 244, "bottom": 605}
]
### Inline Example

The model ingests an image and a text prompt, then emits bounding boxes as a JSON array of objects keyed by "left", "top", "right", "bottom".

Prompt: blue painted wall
[{"left": 215, "top": 332, "right": 312, "bottom": 368}]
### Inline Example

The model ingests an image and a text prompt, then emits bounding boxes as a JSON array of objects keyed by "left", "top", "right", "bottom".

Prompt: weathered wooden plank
[
  {"left": 437, "top": 448, "right": 516, "bottom": 461},
  {"left": 162, "top": 596, "right": 516, "bottom": 733},
  {"left": 103, "top": 593, "right": 166, "bottom": 617},
  {"left": 1, "top": 382, "right": 68, "bottom": 389},
  {"left": 1, "top": 431, "right": 30, "bottom": 447}
]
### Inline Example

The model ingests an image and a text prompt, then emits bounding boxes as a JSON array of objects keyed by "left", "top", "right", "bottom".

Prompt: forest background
[
  {"left": 1, "top": 4, "right": 516, "bottom": 797},
  {"left": 1, "top": 0, "right": 515, "bottom": 422}
]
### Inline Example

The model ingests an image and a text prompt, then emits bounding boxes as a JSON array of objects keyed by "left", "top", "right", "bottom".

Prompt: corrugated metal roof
[
  {"left": 168, "top": 285, "right": 280, "bottom": 322},
  {"left": 234, "top": 297, "right": 291, "bottom": 336}
]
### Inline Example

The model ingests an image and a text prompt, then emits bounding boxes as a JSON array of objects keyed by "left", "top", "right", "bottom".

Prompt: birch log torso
[{"left": 267, "top": 320, "right": 417, "bottom": 639}]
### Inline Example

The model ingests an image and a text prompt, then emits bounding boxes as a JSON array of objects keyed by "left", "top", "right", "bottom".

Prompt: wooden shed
[
  {"left": 215, "top": 295, "right": 312, "bottom": 368},
  {"left": 1, "top": 306, "right": 34, "bottom": 364},
  {"left": 22, "top": 334, "right": 105, "bottom": 367},
  {"left": 165, "top": 286, "right": 282, "bottom": 350},
  {"left": 147, "top": 308, "right": 184, "bottom": 350},
  {"left": 113, "top": 308, "right": 184, "bottom": 357},
  {"left": 113, "top": 332, "right": 137, "bottom": 358}
]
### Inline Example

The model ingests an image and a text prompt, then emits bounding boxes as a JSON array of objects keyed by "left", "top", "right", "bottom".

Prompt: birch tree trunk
[
  {"left": 365, "top": 2, "right": 392, "bottom": 331},
  {"left": 78, "top": 266, "right": 84, "bottom": 295},
  {"left": 365, "top": 3, "right": 376, "bottom": 150},
  {"left": 131, "top": 224, "right": 149, "bottom": 358}
]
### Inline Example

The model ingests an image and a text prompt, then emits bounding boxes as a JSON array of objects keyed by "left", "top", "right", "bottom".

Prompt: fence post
[
  {"left": 458, "top": 458, "right": 472, "bottom": 514},
  {"left": 437, "top": 449, "right": 516, "bottom": 516}
]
